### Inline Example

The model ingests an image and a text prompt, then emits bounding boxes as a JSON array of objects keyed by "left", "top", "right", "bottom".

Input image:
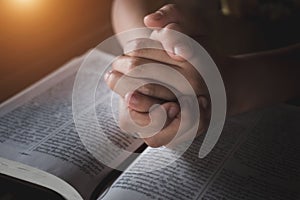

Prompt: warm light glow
[
  {"left": 3, "top": 0, "right": 42, "bottom": 13},
  {"left": 7, "top": 0, "right": 39, "bottom": 9},
  {"left": 16, "top": 0, "right": 27, "bottom": 2},
  {"left": 15, "top": 0, "right": 34, "bottom": 4}
]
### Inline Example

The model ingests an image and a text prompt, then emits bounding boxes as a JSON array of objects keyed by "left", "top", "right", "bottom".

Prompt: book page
[
  {"left": 99, "top": 105, "right": 300, "bottom": 200},
  {"left": 0, "top": 50, "right": 144, "bottom": 200}
]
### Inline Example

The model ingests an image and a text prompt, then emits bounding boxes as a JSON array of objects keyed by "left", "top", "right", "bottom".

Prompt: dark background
[
  {"left": 0, "top": 0, "right": 113, "bottom": 102},
  {"left": 1, "top": 0, "right": 299, "bottom": 103}
]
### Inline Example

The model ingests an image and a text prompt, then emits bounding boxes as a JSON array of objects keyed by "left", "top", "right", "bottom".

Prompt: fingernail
[
  {"left": 152, "top": 11, "right": 164, "bottom": 20},
  {"left": 168, "top": 106, "right": 179, "bottom": 119}
]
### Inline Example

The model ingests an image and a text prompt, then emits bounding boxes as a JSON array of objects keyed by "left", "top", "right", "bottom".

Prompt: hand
[
  {"left": 143, "top": 4, "right": 215, "bottom": 61},
  {"left": 105, "top": 3, "right": 217, "bottom": 148},
  {"left": 105, "top": 39, "right": 211, "bottom": 147}
]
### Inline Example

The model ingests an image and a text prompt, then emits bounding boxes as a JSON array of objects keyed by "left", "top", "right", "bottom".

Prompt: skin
[{"left": 107, "top": 1, "right": 300, "bottom": 148}]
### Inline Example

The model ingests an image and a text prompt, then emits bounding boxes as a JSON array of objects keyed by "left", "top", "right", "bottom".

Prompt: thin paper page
[
  {"left": 99, "top": 105, "right": 300, "bottom": 200},
  {"left": 0, "top": 50, "right": 143, "bottom": 199}
]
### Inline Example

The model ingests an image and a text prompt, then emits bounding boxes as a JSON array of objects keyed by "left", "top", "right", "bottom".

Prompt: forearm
[
  {"left": 112, "top": 0, "right": 171, "bottom": 46},
  {"left": 225, "top": 43, "right": 300, "bottom": 115},
  {"left": 112, "top": 0, "right": 171, "bottom": 32}
]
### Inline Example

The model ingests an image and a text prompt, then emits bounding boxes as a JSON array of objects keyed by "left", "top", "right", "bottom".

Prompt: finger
[
  {"left": 124, "top": 91, "right": 165, "bottom": 113},
  {"left": 166, "top": 96, "right": 210, "bottom": 148},
  {"left": 124, "top": 38, "right": 186, "bottom": 66},
  {"left": 105, "top": 69, "right": 176, "bottom": 100},
  {"left": 108, "top": 56, "right": 208, "bottom": 98},
  {"left": 144, "top": 4, "right": 181, "bottom": 28},
  {"left": 137, "top": 84, "right": 176, "bottom": 101},
  {"left": 105, "top": 70, "right": 146, "bottom": 98},
  {"left": 112, "top": 56, "right": 180, "bottom": 99},
  {"left": 129, "top": 108, "right": 151, "bottom": 127},
  {"left": 104, "top": 70, "right": 125, "bottom": 97},
  {"left": 150, "top": 23, "right": 194, "bottom": 61},
  {"left": 131, "top": 102, "right": 179, "bottom": 139},
  {"left": 112, "top": 56, "right": 208, "bottom": 97},
  {"left": 112, "top": 55, "right": 149, "bottom": 75},
  {"left": 118, "top": 99, "right": 152, "bottom": 133},
  {"left": 118, "top": 99, "right": 150, "bottom": 135},
  {"left": 111, "top": 51, "right": 208, "bottom": 97},
  {"left": 112, "top": 55, "right": 180, "bottom": 77},
  {"left": 143, "top": 102, "right": 181, "bottom": 147},
  {"left": 145, "top": 95, "right": 203, "bottom": 148},
  {"left": 120, "top": 101, "right": 179, "bottom": 134}
]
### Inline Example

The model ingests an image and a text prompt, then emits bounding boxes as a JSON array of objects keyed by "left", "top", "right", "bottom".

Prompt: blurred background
[
  {"left": 1, "top": 0, "right": 299, "bottom": 103},
  {"left": 0, "top": 0, "right": 113, "bottom": 102}
]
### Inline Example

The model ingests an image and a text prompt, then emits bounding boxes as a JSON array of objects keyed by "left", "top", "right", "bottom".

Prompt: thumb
[
  {"left": 143, "top": 101, "right": 181, "bottom": 147},
  {"left": 165, "top": 102, "right": 180, "bottom": 119},
  {"left": 150, "top": 101, "right": 180, "bottom": 128},
  {"left": 144, "top": 4, "right": 181, "bottom": 28},
  {"left": 150, "top": 23, "right": 194, "bottom": 61}
]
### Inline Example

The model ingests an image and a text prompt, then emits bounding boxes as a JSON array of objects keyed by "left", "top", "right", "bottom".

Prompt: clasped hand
[{"left": 105, "top": 4, "right": 211, "bottom": 147}]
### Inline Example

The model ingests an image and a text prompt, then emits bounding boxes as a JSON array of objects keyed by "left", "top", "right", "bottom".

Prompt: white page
[
  {"left": 0, "top": 50, "right": 144, "bottom": 199},
  {"left": 99, "top": 105, "right": 300, "bottom": 200}
]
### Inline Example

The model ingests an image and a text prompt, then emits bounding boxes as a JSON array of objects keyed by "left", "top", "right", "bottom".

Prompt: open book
[{"left": 0, "top": 50, "right": 299, "bottom": 200}]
